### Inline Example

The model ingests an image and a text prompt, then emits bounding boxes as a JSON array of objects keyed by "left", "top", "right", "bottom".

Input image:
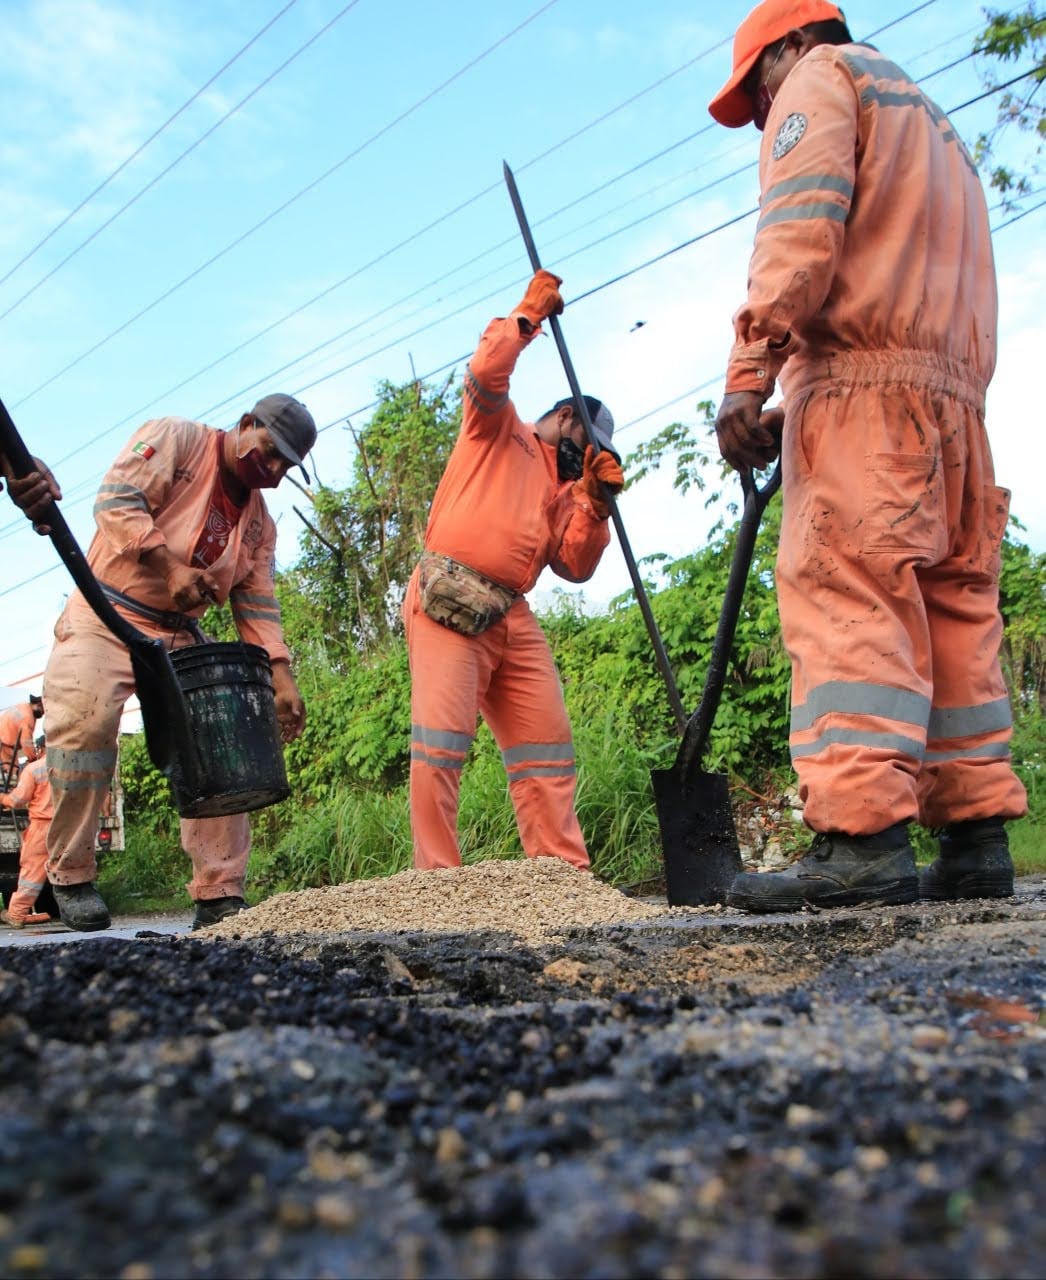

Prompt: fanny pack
[{"left": 418, "top": 552, "right": 519, "bottom": 636}]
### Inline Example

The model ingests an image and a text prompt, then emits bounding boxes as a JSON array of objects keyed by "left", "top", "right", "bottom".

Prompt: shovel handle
[
  {"left": 677, "top": 460, "right": 782, "bottom": 781},
  {"left": 502, "top": 161, "right": 688, "bottom": 734}
]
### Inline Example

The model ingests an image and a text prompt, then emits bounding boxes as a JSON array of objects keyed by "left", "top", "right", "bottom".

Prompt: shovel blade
[{"left": 651, "top": 767, "right": 742, "bottom": 906}]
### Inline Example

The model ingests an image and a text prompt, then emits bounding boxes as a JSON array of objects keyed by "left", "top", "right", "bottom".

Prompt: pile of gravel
[{"left": 208, "top": 856, "right": 670, "bottom": 944}]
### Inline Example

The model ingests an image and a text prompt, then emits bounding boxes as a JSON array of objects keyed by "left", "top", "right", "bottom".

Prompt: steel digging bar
[
  {"left": 502, "top": 160, "right": 687, "bottom": 734},
  {"left": 0, "top": 396, "right": 205, "bottom": 798}
]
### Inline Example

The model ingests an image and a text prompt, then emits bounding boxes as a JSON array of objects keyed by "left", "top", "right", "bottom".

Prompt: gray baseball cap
[
  {"left": 251, "top": 393, "right": 317, "bottom": 481},
  {"left": 546, "top": 394, "right": 618, "bottom": 458}
]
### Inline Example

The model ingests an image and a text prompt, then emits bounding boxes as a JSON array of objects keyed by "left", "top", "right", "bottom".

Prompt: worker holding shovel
[
  {"left": 41, "top": 396, "right": 312, "bottom": 932},
  {"left": 0, "top": 453, "right": 61, "bottom": 531},
  {"left": 403, "top": 269, "right": 623, "bottom": 872},
  {"left": 707, "top": 0, "right": 1026, "bottom": 912}
]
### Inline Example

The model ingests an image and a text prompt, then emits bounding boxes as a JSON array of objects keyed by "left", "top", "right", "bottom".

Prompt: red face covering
[
  {"left": 234, "top": 426, "right": 281, "bottom": 489},
  {"left": 752, "top": 42, "right": 786, "bottom": 132},
  {"left": 235, "top": 448, "right": 280, "bottom": 489}
]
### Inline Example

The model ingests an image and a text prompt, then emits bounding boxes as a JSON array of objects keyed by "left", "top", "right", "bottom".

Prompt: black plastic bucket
[{"left": 167, "top": 642, "right": 289, "bottom": 819}]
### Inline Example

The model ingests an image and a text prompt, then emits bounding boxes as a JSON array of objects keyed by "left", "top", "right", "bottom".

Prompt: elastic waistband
[
  {"left": 98, "top": 582, "right": 208, "bottom": 643},
  {"left": 784, "top": 349, "right": 988, "bottom": 412}
]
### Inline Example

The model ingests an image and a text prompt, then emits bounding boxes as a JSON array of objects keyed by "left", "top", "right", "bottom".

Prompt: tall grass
[
  {"left": 110, "top": 702, "right": 1046, "bottom": 910},
  {"left": 98, "top": 825, "right": 186, "bottom": 913}
]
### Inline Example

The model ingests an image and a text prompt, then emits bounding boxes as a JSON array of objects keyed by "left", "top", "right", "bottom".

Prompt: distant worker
[
  {"left": 706, "top": 0, "right": 1027, "bottom": 912},
  {"left": 0, "top": 695, "right": 44, "bottom": 784},
  {"left": 0, "top": 452, "right": 62, "bottom": 533},
  {"left": 404, "top": 269, "right": 623, "bottom": 872},
  {"left": 42, "top": 395, "right": 313, "bottom": 932},
  {"left": 0, "top": 735, "right": 53, "bottom": 928}
]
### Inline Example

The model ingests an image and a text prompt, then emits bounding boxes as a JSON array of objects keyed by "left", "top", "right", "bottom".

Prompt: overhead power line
[
  {"left": 9, "top": 0, "right": 560, "bottom": 409},
  {"left": 0, "top": 0, "right": 301, "bottom": 290},
  {"left": 0, "top": 0, "right": 361, "bottom": 327},
  {"left": 0, "top": 4, "right": 1028, "bottom": 548}
]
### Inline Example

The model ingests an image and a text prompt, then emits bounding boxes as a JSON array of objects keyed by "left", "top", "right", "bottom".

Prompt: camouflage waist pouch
[{"left": 418, "top": 552, "right": 519, "bottom": 636}]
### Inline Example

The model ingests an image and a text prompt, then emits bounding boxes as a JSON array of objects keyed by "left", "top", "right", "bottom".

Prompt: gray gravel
[{"left": 0, "top": 878, "right": 1043, "bottom": 1279}]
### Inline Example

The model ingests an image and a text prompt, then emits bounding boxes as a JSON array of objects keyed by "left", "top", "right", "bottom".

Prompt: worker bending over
[
  {"left": 43, "top": 395, "right": 313, "bottom": 931},
  {"left": 1, "top": 736, "right": 53, "bottom": 928}
]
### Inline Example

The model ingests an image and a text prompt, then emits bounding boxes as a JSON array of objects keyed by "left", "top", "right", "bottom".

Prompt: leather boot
[
  {"left": 727, "top": 823, "right": 918, "bottom": 913},
  {"left": 52, "top": 882, "right": 111, "bottom": 931},
  {"left": 920, "top": 818, "right": 1014, "bottom": 900},
  {"left": 192, "top": 896, "right": 247, "bottom": 930}
]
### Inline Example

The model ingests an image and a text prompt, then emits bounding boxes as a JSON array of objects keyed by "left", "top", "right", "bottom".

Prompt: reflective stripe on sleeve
[
  {"left": 463, "top": 366, "right": 509, "bottom": 416},
  {"left": 757, "top": 202, "right": 849, "bottom": 234}
]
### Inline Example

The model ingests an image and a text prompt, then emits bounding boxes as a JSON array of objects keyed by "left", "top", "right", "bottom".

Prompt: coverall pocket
[
  {"left": 862, "top": 453, "right": 944, "bottom": 557},
  {"left": 977, "top": 485, "right": 1010, "bottom": 577}
]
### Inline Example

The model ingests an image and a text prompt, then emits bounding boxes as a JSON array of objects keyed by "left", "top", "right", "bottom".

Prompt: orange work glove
[
  {"left": 573, "top": 446, "right": 624, "bottom": 518},
  {"left": 514, "top": 269, "right": 564, "bottom": 326}
]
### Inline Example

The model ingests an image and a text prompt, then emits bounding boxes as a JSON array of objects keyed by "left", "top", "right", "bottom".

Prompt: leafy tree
[
  {"left": 999, "top": 520, "right": 1046, "bottom": 713},
  {"left": 971, "top": 6, "right": 1046, "bottom": 210},
  {"left": 292, "top": 374, "right": 462, "bottom": 654}
]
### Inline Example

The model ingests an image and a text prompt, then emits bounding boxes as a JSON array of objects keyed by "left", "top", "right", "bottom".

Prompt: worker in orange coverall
[
  {"left": 707, "top": 0, "right": 1027, "bottom": 913},
  {"left": 403, "top": 269, "right": 624, "bottom": 871},
  {"left": 42, "top": 394, "right": 313, "bottom": 932},
  {"left": 0, "top": 695, "right": 44, "bottom": 783},
  {"left": 1, "top": 737, "right": 54, "bottom": 928}
]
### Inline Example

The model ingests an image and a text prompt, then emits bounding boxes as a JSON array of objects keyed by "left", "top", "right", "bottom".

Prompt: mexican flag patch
[{"left": 133, "top": 442, "right": 156, "bottom": 459}]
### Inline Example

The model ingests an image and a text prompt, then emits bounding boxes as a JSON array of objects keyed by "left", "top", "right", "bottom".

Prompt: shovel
[
  {"left": 652, "top": 461, "right": 782, "bottom": 906},
  {"left": 0, "top": 396, "right": 206, "bottom": 800},
  {"left": 502, "top": 161, "right": 687, "bottom": 733}
]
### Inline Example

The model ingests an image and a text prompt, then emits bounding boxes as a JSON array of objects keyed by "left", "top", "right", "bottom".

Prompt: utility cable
[
  {"left": 0, "top": 0, "right": 301, "bottom": 290},
  {"left": 0, "top": 0, "right": 360, "bottom": 326},
  {"left": 42, "top": 123, "right": 730, "bottom": 473},
  {"left": 4, "top": 0, "right": 941, "bottom": 427},
  {"left": 0, "top": 9, "right": 1027, "bottom": 540},
  {"left": 9, "top": 0, "right": 559, "bottom": 409}
]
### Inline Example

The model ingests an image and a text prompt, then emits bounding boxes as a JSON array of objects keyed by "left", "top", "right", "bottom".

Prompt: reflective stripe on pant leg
[
  {"left": 482, "top": 604, "right": 589, "bottom": 869},
  {"left": 917, "top": 408, "right": 1027, "bottom": 825},
  {"left": 778, "top": 379, "right": 940, "bottom": 834},
  {"left": 8, "top": 824, "right": 49, "bottom": 919},
  {"left": 43, "top": 616, "right": 132, "bottom": 884},
  {"left": 181, "top": 814, "right": 251, "bottom": 900},
  {"left": 404, "top": 569, "right": 489, "bottom": 870}
]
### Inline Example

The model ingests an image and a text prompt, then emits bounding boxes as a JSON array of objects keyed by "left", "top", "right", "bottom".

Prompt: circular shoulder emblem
[{"left": 772, "top": 112, "right": 807, "bottom": 160}]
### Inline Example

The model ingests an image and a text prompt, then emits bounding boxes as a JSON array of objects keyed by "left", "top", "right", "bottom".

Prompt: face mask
[
  {"left": 753, "top": 42, "right": 786, "bottom": 132},
  {"left": 557, "top": 436, "right": 585, "bottom": 482},
  {"left": 233, "top": 422, "right": 281, "bottom": 490},
  {"left": 235, "top": 448, "right": 280, "bottom": 489}
]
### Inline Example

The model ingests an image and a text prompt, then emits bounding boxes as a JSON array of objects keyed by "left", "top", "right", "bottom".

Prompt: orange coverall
[
  {"left": 1, "top": 754, "right": 53, "bottom": 922},
  {"left": 404, "top": 314, "right": 610, "bottom": 870},
  {"left": 44, "top": 417, "right": 291, "bottom": 900},
  {"left": 725, "top": 44, "right": 1027, "bottom": 835},
  {"left": 0, "top": 704, "right": 41, "bottom": 780}
]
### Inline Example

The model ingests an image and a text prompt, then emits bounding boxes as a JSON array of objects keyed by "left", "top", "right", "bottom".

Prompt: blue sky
[{"left": 0, "top": 0, "right": 1042, "bottom": 711}]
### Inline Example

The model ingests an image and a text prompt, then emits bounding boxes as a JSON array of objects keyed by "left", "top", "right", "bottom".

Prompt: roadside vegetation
[
  {"left": 104, "top": 12, "right": 1046, "bottom": 914},
  {"left": 103, "top": 379, "right": 1046, "bottom": 914}
]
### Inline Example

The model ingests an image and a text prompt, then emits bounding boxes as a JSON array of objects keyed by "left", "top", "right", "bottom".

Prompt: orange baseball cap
[{"left": 708, "top": 0, "right": 845, "bottom": 128}]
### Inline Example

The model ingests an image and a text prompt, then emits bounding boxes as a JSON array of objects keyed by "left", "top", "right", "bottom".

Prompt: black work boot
[
  {"left": 192, "top": 896, "right": 247, "bottom": 930},
  {"left": 920, "top": 818, "right": 1014, "bottom": 901},
  {"left": 52, "top": 882, "right": 111, "bottom": 932},
  {"left": 727, "top": 823, "right": 919, "bottom": 914}
]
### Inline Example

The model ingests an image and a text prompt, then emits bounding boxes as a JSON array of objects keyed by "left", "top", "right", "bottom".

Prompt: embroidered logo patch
[
  {"left": 772, "top": 112, "right": 807, "bottom": 159},
  {"left": 132, "top": 442, "right": 156, "bottom": 459}
]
